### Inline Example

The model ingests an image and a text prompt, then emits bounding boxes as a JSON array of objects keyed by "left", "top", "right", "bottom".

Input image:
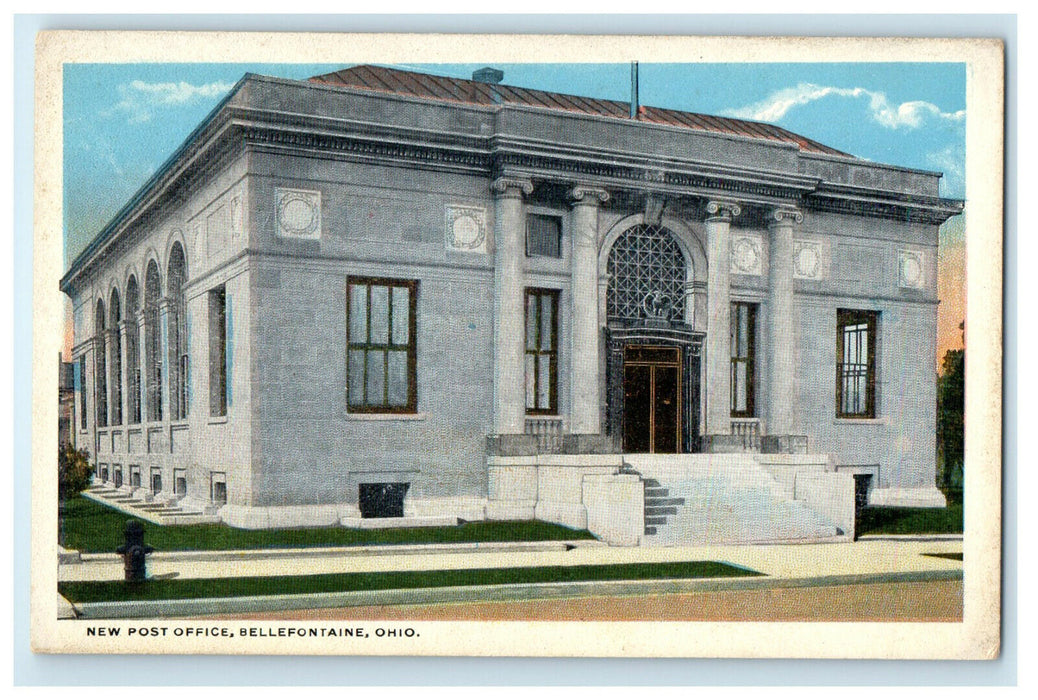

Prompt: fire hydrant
[{"left": 116, "top": 520, "right": 153, "bottom": 582}]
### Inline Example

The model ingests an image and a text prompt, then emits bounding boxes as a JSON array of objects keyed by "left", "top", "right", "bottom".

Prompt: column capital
[
  {"left": 769, "top": 206, "right": 804, "bottom": 227},
  {"left": 705, "top": 200, "right": 742, "bottom": 222},
  {"left": 491, "top": 176, "right": 533, "bottom": 198},
  {"left": 568, "top": 185, "right": 610, "bottom": 207}
]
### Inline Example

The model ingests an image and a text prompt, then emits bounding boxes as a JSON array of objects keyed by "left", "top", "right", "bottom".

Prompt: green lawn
[
  {"left": 58, "top": 560, "right": 760, "bottom": 603},
  {"left": 856, "top": 502, "right": 963, "bottom": 536},
  {"left": 59, "top": 494, "right": 595, "bottom": 554}
]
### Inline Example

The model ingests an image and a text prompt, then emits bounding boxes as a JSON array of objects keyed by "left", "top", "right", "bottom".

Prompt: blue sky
[{"left": 63, "top": 61, "right": 966, "bottom": 266}]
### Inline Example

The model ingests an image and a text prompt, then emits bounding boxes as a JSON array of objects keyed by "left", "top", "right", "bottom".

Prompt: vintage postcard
[{"left": 31, "top": 31, "right": 1003, "bottom": 658}]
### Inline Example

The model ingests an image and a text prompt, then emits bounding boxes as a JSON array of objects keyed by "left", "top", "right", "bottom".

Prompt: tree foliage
[
  {"left": 937, "top": 323, "right": 965, "bottom": 492},
  {"left": 59, "top": 443, "right": 93, "bottom": 502}
]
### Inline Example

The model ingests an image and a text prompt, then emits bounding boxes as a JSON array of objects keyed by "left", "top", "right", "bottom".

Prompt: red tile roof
[{"left": 309, "top": 64, "right": 853, "bottom": 158}]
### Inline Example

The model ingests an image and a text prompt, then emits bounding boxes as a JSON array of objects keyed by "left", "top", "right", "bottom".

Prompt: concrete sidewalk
[
  {"left": 57, "top": 536, "right": 962, "bottom": 619},
  {"left": 59, "top": 537, "right": 962, "bottom": 583}
]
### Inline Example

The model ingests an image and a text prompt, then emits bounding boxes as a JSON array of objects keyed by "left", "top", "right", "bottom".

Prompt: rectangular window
[
  {"left": 837, "top": 309, "right": 878, "bottom": 418},
  {"left": 78, "top": 356, "right": 87, "bottom": 429},
  {"left": 525, "top": 288, "right": 559, "bottom": 414},
  {"left": 526, "top": 214, "right": 563, "bottom": 258},
  {"left": 347, "top": 277, "right": 418, "bottom": 412},
  {"left": 209, "top": 286, "right": 227, "bottom": 417},
  {"left": 730, "top": 302, "right": 757, "bottom": 417}
]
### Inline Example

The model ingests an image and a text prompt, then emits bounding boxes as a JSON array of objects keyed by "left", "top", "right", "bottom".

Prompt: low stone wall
[{"left": 487, "top": 453, "right": 628, "bottom": 535}]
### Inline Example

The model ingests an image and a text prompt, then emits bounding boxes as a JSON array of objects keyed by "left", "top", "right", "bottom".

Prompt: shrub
[{"left": 59, "top": 443, "right": 93, "bottom": 502}]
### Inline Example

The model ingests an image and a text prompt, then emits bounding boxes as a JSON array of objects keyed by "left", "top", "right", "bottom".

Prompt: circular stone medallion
[
  {"left": 277, "top": 195, "right": 318, "bottom": 236},
  {"left": 901, "top": 254, "right": 923, "bottom": 286},
  {"left": 452, "top": 214, "right": 484, "bottom": 249}
]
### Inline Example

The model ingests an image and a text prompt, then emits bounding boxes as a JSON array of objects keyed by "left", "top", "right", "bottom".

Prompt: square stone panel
[
  {"left": 445, "top": 204, "right": 488, "bottom": 254},
  {"left": 275, "top": 187, "right": 322, "bottom": 240}
]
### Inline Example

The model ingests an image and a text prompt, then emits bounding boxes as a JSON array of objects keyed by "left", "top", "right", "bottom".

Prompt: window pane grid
[
  {"left": 730, "top": 302, "right": 756, "bottom": 417},
  {"left": 837, "top": 310, "right": 877, "bottom": 418},
  {"left": 347, "top": 278, "right": 417, "bottom": 412},
  {"left": 526, "top": 214, "right": 562, "bottom": 258},
  {"left": 525, "top": 289, "right": 558, "bottom": 414}
]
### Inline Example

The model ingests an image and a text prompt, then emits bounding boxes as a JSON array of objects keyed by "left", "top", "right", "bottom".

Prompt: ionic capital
[
  {"left": 705, "top": 200, "right": 742, "bottom": 222},
  {"left": 568, "top": 185, "right": 610, "bottom": 207},
  {"left": 770, "top": 207, "right": 804, "bottom": 227},
  {"left": 490, "top": 176, "right": 534, "bottom": 198}
]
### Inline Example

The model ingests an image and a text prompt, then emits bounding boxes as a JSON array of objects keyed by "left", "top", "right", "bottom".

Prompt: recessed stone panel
[
  {"left": 731, "top": 233, "right": 763, "bottom": 276},
  {"left": 898, "top": 249, "right": 926, "bottom": 289},
  {"left": 794, "top": 239, "right": 824, "bottom": 280},
  {"left": 445, "top": 204, "right": 488, "bottom": 253},
  {"left": 275, "top": 187, "right": 322, "bottom": 240}
]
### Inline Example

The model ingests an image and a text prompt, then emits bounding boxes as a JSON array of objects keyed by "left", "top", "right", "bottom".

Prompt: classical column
[
  {"left": 491, "top": 176, "right": 533, "bottom": 435},
  {"left": 568, "top": 185, "right": 609, "bottom": 435},
  {"left": 704, "top": 200, "right": 741, "bottom": 437},
  {"left": 158, "top": 298, "right": 171, "bottom": 424},
  {"left": 118, "top": 322, "right": 129, "bottom": 427},
  {"left": 766, "top": 207, "right": 802, "bottom": 437},
  {"left": 102, "top": 329, "right": 114, "bottom": 428},
  {"left": 136, "top": 311, "right": 148, "bottom": 422}
]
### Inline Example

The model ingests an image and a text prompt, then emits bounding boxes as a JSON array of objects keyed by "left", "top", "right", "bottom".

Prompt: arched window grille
[
  {"left": 94, "top": 299, "right": 108, "bottom": 427},
  {"left": 125, "top": 276, "right": 142, "bottom": 424},
  {"left": 606, "top": 224, "right": 689, "bottom": 324},
  {"left": 167, "top": 243, "right": 188, "bottom": 420},
  {"left": 144, "top": 260, "right": 163, "bottom": 422},
  {"left": 108, "top": 290, "right": 122, "bottom": 425}
]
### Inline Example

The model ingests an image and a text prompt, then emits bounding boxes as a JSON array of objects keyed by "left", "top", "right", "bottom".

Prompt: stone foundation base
[
  {"left": 867, "top": 486, "right": 948, "bottom": 508},
  {"left": 220, "top": 497, "right": 489, "bottom": 530},
  {"left": 761, "top": 435, "right": 809, "bottom": 454},
  {"left": 702, "top": 434, "right": 757, "bottom": 453}
]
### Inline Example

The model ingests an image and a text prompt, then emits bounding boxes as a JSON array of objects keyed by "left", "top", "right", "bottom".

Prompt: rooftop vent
[{"left": 472, "top": 67, "right": 504, "bottom": 84}]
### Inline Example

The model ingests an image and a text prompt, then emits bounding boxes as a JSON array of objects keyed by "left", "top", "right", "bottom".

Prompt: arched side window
[
  {"left": 108, "top": 290, "right": 122, "bottom": 426},
  {"left": 606, "top": 224, "right": 689, "bottom": 324},
  {"left": 94, "top": 299, "right": 108, "bottom": 428},
  {"left": 144, "top": 260, "right": 163, "bottom": 422},
  {"left": 167, "top": 243, "right": 188, "bottom": 420},
  {"left": 125, "top": 276, "right": 142, "bottom": 424}
]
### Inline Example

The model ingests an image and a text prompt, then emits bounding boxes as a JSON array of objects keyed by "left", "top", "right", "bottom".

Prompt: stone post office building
[{"left": 62, "top": 65, "right": 962, "bottom": 545}]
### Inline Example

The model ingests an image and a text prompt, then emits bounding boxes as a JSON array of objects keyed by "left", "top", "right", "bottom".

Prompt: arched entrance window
[
  {"left": 94, "top": 299, "right": 108, "bottom": 428},
  {"left": 605, "top": 223, "right": 700, "bottom": 453},
  {"left": 125, "top": 275, "right": 141, "bottom": 424},
  {"left": 108, "top": 290, "right": 122, "bottom": 426},
  {"left": 144, "top": 260, "right": 163, "bottom": 422},
  {"left": 606, "top": 224, "right": 689, "bottom": 324},
  {"left": 167, "top": 243, "right": 188, "bottom": 420}
]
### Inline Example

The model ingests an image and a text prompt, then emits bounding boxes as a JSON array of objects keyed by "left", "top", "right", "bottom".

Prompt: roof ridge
[{"left": 308, "top": 64, "right": 853, "bottom": 158}]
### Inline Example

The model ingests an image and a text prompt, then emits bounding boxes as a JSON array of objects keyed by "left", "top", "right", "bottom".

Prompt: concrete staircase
[
  {"left": 625, "top": 453, "right": 844, "bottom": 546},
  {"left": 84, "top": 485, "right": 220, "bottom": 526},
  {"left": 642, "top": 478, "right": 685, "bottom": 536}
]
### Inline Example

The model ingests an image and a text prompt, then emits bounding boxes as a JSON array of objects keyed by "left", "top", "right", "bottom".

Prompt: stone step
[
  {"left": 644, "top": 516, "right": 668, "bottom": 526},
  {"left": 645, "top": 497, "right": 685, "bottom": 507},
  {"left": 644, "top": 487, "right": 669, "bottom": 498},
  {"left": 645, "top": 506, "right": 678, "bottom": 517},
  {"left": 643, "top": 526, "right": 657, "bottom": 536},
  {"left": 642, "top": 479, "right": 661, "bottom": 488}
]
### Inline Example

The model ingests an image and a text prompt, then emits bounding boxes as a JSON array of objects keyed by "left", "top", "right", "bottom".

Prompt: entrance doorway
[{"left": 623, "top": 345, "right": 682, "bottom": 453}]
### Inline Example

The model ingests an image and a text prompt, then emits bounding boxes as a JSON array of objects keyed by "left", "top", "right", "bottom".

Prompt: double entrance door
[{"left": 623, "top": 345, "right": 682, "bottom": 453}]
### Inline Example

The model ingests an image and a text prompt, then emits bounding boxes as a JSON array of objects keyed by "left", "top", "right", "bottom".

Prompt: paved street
[
  {"left": 217, "top": 579, "right": 962, "bottom": 622},
  {"left": 58, "top": 536, "right": 963, "bottom": 621}
]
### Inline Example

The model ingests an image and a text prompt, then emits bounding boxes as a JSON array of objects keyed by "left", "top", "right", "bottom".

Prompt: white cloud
[
  {"left": 725, "top": 83, "right": 964, "bottom": 130},
  {"left": 103, "top": 79, "right": 235, "bottom": 123},
  {"left": 926, "top": 144, "right": 966, "bottom": 197}
]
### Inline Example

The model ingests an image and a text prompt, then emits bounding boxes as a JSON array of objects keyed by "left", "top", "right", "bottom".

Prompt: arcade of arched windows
[{"left": 87, "top": 243, "right": 190, "bottom": 429}]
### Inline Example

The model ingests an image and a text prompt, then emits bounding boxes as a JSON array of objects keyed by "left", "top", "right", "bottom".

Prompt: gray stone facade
[{"left": 62, "top": 67, "right": 960, "bottom": 535}]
